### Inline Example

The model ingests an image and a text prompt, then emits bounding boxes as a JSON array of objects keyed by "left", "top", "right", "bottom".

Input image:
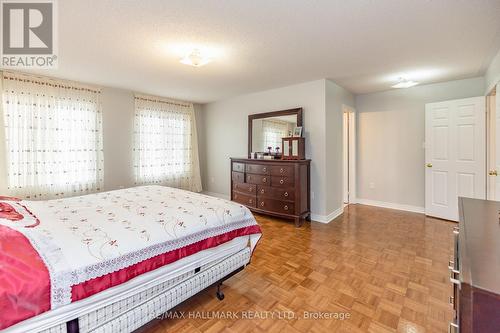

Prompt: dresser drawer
[
  {"left": 233, "top": 182, "right": 257, "bottom": 195},
  {"left": 270, "top": 165, "right": 294, "bottom": 177},
  {"left": 232, "top": 162, "right": 245, "bottom": 173},
  {"left": 245, "top": 164, "right": 271, "bottom": 175},
  {"left": 258, "top": 198, "right": 294, "bottom": 214},
  {"left": 232, "top": 171, "right": 245, "bottom": 183},
  {"left": 246, "top": 173, "right": 270, "bottom": 185},
  {"left": 233, "top": 192, "right": 256, "bottom": 208},
  {"left": 271, "top": 176, "right": 294, "bottom": 187},
  {"left": 257, "top": 186, "right": 295, "bottom": 201}
]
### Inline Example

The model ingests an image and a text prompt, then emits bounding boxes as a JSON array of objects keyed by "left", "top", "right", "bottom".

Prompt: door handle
[
  {"left": 489, "top": 170, "right": 498, "bottom": 176},
  {"left": 426, "top": 163, "right": 433, "bottom": 168}
]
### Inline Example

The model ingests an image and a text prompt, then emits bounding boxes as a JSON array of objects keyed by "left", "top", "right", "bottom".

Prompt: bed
[{"left": 0, "top": 185, "right": 261, "bottom": 333}]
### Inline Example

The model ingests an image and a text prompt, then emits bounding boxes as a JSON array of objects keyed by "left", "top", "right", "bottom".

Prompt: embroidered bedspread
[{"left": 0, "top": 186, "right": 261, "bottom": 329}]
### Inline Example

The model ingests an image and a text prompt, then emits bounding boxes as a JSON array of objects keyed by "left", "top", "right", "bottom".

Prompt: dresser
[
  {"left": 230, "top": 158, "right": 311, "bottom": 226},
  {"left": 449, "top": 198, "right": 500, "bottom": 333}
]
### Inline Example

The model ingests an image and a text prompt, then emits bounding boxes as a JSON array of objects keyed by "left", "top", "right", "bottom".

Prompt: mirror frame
[{"left": 248, "top": 107, "right": 303, "bottom": 158}]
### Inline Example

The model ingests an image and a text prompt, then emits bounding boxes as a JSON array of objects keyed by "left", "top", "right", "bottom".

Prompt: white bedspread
[{"left": 0, "top": 186, "right": 260, "bottom": 309}]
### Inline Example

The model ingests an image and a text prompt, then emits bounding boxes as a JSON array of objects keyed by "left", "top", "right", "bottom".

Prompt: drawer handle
[
  {"left": 450, "top": 271, "right": 460, "bottom": 286},
  {"left": 448, "top": 321, "right": 458, "bottom": 333},
  {"left": 284, "top": 192, "right": 289, "bottom": 197},
  {"left": 261, "top": 202, "right": 265, "bottom": 207},
  {"left": 249, "top": 199, "right": 253, "bottom": 204},
  {"left": 263, "top": 178, "right": 267, "bottom": 183},
  {"left": 453, "top": 227, "right": 459, "bottom": 235},
  {"left": 260, "top": 189, "right": 265, "bottom": 194},
  {"left": 284, "top": 205, "right": 288, "bottom": 211},
  {"left": 248, "top": 187, "right": 253, "bottom": 192},
  {"left": 280, "top": 179, "right": 284, "bottom": 184},
  {"left": 262, "top": 167, "right": 267, "bottom": 172},
  {"left": 449, "top": 296, "right": 454, "bottom": 305},
  {"left": 280, "top": 168, "right": 284, "bottom": 173},
  {"left": 448, "top": 260, "right": 459, "bottom": 274}
]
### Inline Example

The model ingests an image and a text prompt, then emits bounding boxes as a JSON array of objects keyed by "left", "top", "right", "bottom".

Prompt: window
[
  {"left": 133, "top": 95, "right": 202, "bottom": 192},
  {"left": 1, "top": 71, "right": 103, "bottom": 199},
  {"left": 262, "top": 119, "right": 289, "bottom": 151}
]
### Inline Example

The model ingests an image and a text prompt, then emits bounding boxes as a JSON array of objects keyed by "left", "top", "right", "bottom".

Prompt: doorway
[
  {"left": 343, "top": 105, "right": 356, "bottom": 205},
  {"left": 487, "top": 85, "right": 498, "bottom": 200}
]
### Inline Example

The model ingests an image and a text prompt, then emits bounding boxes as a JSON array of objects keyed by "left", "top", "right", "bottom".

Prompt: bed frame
[{"left": 17, "top": 247, "right": 251, "bottom": 333}]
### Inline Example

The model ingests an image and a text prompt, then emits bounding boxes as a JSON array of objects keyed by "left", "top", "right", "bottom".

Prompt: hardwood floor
[{"left": 136, "top": 204, "right": 455, "bottom": 333}]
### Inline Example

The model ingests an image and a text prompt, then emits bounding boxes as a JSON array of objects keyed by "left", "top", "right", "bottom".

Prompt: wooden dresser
[
  {"left": 230, "top": 158, "right": 310, "bottom": 226},
  {"left": 450, "top": 198, "right": 500, "bottom": 333}
]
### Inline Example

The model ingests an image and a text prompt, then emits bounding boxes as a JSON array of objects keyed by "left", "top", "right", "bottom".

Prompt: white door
[
  {"left": 343, "top": 111, "right": 349, "bottom": 204},
  {"left": 342, "top": 105, "right": 356, "bottom": 205},
  {"left": 492, "top": 86, "right": 500, "bottom": 199},
  {"left": 425, "top": 97, "right": 486, "bottom": 221}
]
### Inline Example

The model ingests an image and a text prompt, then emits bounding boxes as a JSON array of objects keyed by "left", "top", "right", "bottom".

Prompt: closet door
[{"left": 425, "top": 97, "right": 486, "bottom": 221}]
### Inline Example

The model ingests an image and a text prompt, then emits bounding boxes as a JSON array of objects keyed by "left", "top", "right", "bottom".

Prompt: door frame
[
  {"left": 487, "top": 86, "right": 497, "bottom": 200},
  {"left": 342, "top": 105, "right": 356, "bottom": 204}
]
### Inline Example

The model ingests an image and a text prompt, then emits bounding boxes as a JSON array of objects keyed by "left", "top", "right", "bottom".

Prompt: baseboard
[
  {"left": 355, "top": 198, "right": 425, "bottom": 214},
  {"left": 202, "top": 191, "right": 230, "bottom": 200},
  {"left": 311, "top": 206, "right": 344, "bottom": 224}
]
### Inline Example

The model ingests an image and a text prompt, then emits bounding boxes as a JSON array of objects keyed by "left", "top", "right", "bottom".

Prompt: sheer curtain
[
  {"left": 1, "top": 71, "right": 103, "bottom": 199},
  {"left": 133, "top": 94, "right": 202, "bottom": 192},
  {"left": 262, "top": 119, "right": 289, "bottom": 151}
]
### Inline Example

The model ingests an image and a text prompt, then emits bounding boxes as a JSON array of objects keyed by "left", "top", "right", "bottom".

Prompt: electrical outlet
[
  {"left": 369, "top": 182, "right": 375, "bottom": 189},
  {"left": 210, "top": 177, "right": 215, "bottom": 183}
]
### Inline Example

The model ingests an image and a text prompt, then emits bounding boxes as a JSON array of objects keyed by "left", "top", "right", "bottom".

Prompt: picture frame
[{"left": 293, "top": 126, "right": 303, "bottom": 137}]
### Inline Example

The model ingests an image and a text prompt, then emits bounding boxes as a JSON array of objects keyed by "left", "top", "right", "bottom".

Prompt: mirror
[{"left": 248, "top": 108, "right": 303, "bottom": 158}]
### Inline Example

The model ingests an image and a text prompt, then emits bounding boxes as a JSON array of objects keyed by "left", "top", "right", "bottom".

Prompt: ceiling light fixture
[
  {"left": 180, "top": 49, "right": 212, "bottom": 67},
  {"left": 391, "top": 77, "right": 419, "bottom": 89}
]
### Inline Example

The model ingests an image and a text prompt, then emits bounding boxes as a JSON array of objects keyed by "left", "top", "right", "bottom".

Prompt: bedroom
[{"left": 0, "top": 1, "right": 499, "bottom": 333}]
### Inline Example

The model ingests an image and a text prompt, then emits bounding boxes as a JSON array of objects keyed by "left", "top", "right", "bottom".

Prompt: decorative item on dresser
[
  {"left": 230, "top": 158, "right": 311, "bottom": 227},
  {"left": 282, "top": 137, "right": 305, "bottom": 160},
  {"left": 449, "top": 198, "right": 500, "bottom": 333}
]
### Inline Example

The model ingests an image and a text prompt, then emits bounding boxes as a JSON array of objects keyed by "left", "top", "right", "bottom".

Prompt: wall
[
  {"left": 355, "top": 77, "right": 485, "bottom": 210},
  {"left": 325, "top": 80, "right": 355, "bottom": 215},
  {"left": 486, "top": 48, "right": 500, "bottom": 94},
  {"left": 101, "top": 87, "right": 135, "bottom": 191},
  {"left": 200, "top": 79, "right": 332, "bottom": 218}
]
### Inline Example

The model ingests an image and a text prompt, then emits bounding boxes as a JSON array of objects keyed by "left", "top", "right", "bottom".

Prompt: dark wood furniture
[
  {"left": 282, "top": 137, "right": 305, "bottom": 160},
  {"left": 248, "top": 108, "right": 302, "bottom": 158},
  {"left": 450, "top": 198, "right": 500, "bottom": 333},
  {"left": 230, "top": 158, "right": 310, "bottom": 227}
]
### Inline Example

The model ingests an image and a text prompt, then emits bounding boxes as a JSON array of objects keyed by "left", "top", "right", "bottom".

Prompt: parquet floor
[{"left": 136, "top": 204, "right": 455, "bottom": 333}]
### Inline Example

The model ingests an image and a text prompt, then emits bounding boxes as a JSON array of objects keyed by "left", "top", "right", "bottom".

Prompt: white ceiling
[{"left": 26, "top": 0, "right": 500, "bottom": 103}]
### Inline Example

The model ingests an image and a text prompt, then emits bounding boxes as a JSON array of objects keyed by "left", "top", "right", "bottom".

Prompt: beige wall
[
  {"left": 101, "top": 87, "right": 135, "bottom": 190},
  {"left": 486, "top": 48, "right": 500, "bottom": 94},
  {"left": 200, "top": 79, "right": 332, "bottom": 217},
  {"left": 325, "top": 80, "right": 354, "bottom": 214},
  {"left": 355, "top": 77, "right": 485, "bottom": 209}
]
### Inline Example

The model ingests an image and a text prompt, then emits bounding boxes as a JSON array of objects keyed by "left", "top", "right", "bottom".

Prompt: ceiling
[{"left": 25, "top": 0, "right": 500, "bottom": 103}]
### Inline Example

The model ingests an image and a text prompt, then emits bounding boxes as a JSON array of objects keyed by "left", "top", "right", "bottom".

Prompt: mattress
[
  {"left": 0, "top": 185, "right": 261, "bottom": 330},
  {"left": 2, "top": 235, "right": 250, "bottom": 333}
]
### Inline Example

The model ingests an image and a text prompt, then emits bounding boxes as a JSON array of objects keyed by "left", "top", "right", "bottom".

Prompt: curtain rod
[
  {"left": 134, "top": 94, "right": 192, "bottom": 107},
  {"left": 1, "top": 70, "right": 102, "bottom": 93}
]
